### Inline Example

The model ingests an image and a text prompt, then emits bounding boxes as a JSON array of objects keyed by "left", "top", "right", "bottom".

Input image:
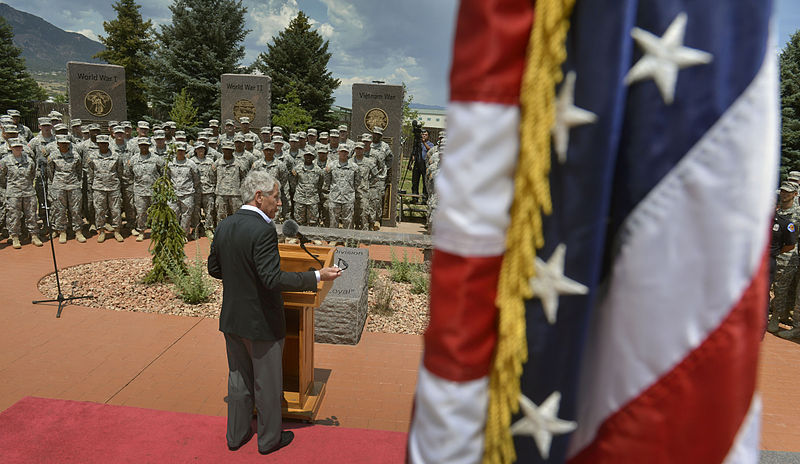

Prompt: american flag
[{"left": 408, "top": 0, "right": 777, "bottom": 463}]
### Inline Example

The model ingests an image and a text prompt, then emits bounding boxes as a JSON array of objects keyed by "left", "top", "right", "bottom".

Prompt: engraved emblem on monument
[
  {"left": 84, "top": 90, "right": 113, "bottom": 117},
  {"left": 233, "top": 99, "right": 256, "bottom": 120},
  {"left": 364, "top": 108, "right": 388, "bottom": 131}
]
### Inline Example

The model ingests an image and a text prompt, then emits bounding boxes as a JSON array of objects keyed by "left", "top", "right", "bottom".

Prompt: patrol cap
[
  {"left": 175, "top": 141, "right": 187, "bottom": 151},
  {"left": 4, "top": 125, "right": 18, "bottom": 134},
  {"left": 121, "top": 120, "right": 132, "bottom": 128},
  {"left": 260, "top": 126, "right": 271, "bottom": 134},
  {"left": 288, "top": 134, "right": 299, "bottom": 142},
  {"left": 38, "top": 117, "right": 52, "bottom": 126},
  {"left": 272, "top": 135, "right": 285, "bottom": 144},
  {"left": 208, "top": 119, "right": 220, "bottom": 127},
  {"left": 82, "top": 127, "right": 89, "bottom": 134},
  {"left": 88, "top": 124, "right": 101, "bottom": 131},
  {"left": 71, "top": 119, "right": 82, "bottom": 127},
  {"left": 780, "top": 181, "right": 798, "bottom": 192},
  {"left": 165, "top": 121, "right": 177, "bottom": 129},
  {"left": 789, "top": 171, "right": 800, "bottom": 181},
  {"left": 96, "top": 135, "right": 110, "bottom": 143},
  {"left": 137, "top": 121, "right": 150, "bottom": 129},
  {"left": 224, "top": 119, "right": 235, "bottom": 126},
  {"left": 297, "top": 131, "right": 306, "bottom": 139},
  {"left": 56, "top": 135, "right": 71, "bottom": 144},
  {"left": 330, "top": 129, "right": 339, "bottom": 137},
  {"left": 221, "top": 141, "right": 235, "bottom": 150},
  {"left": 108, "top": 120, "right": 119, "bottom": 127},
  {"left": 153, "top": 130, "right": 166, "bottom": 139},
  {"left": 113, "top": 126, "right": 125, "bottom": 134},
  {"left": 372, "top": 126, "right": 383, "bottom": 134},
  {"left": 272, "top": 126, "right": 283, "bottom": 135},
  {"left": 317, "top": 146, "right": 329, "bottom": 153},
  {"left": 338, "top": 146, "right": 349, "bottom": 152},
  {"left": 0, "top": 115, "right": 12, "bottom": 123},
  {"left": 194, "top": 141, "right": 206, "bottom": 149},
  {"left": 197, "top": 132, "right": 209, "bottom": 141},
  {"left": 302, "top": 150, "right": 315, "bottom": 158},
  {"left": 239, "top": 117, "right": 251, "bottom": 124},
  {"left": 319, "top": 131, "right": 329, "bottom": 139},
  {"left": 49, "top": 110, "right": 63, "bottom": 119},
  {"left": 355, "top": 142, "right": 365, "bottom": 149},
  {"left": 175, "top": 130, "right": 186, "bottom": 139},
  {"left": 153, "top": 124, "right": 163, "bottom": 131},
  {"left": 361, "top": 134, "right": 372, "bottom": 142},
  {"left": 9, "top": 138, "right": 23, "bottom": 147},
  {"left": 137, "top": 137, "right": 151, "bottom": 146},
  {"left": 7, "top": 109, "right": 20, "bottom": 117},
  {"left": 209, "top": 137, "right": 218, "bottom": 144},
  {"left": 233, "top": 134, "right": 245, "bottom": 143},
  {"left": 53, "top": 123, "right": 68, "bottom": 132},
  {"left": 307, "top": 128, "right": 317, "bottom": 136},
  {"left": 338, "top": 124, "right": 348, "bottom": 132},
  {"left": 244, "top": 133, "right": 258, "bottom": 142},
  {"left": 262, "top": 142, "right": 275, "bottom": 151}
]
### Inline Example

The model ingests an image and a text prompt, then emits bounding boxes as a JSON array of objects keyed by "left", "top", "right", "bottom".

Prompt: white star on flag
[
  {"left": 529, "top": 243, "right": 588, "bottom": 324},
  {"left": 552, "top": 71, "right": 597, "bottom": 164},
  {"left": 511, "top": 391, "right": 578, "bottom": 460},
  {"left": 624, "top": 12, "right": 713, "bottom": 105}
]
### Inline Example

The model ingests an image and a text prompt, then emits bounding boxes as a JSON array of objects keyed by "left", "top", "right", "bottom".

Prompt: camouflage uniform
[
  {"left": 191, "top": 151, "right": 217, "bottom": 232},
  {"left": 251, "top": 155, "right": 289, "bottom": 221},
  {"left": 126, "top": 151, "right": 166, "bottom": 231},
  {"left": 369, "top": 140, "right": 393, "bottom": 226},
  {"left": 112, "top": 140, "right": 136, "bottom": 229},
  {"left": 351, "top": 154, "right": 378, "bottom": 230},
  {"left": 316, "top": 153, "right": 333, "bottom": 226},
  {"left": 76, "top": 137, "right": 100, "bottom": 222},
  {"left": 291, "top": 160, "right": 324, "bottom": 226},
  {"left": 167, "top": 157, "right": 201, "bottom": 234},
  {"left": 326, "top": 161, "right": 360, "bottom": 229},
  {"left": 771, "top": 203, "right": 800, "bottom": 325},
  {"left": 0, "top": 149, "right": 39, "bottom": 237},
  {"left": 215, "top": 156, "right": 247, "bottom": 223},
  {"left": 425, "top": 146, "right": 442, "bottom": 230},
  {"left": 48, "top": 145, "right": 83, "bottom": 233},
  {"left": 88, "top": 149, "right": 123, "bottom": 230}
]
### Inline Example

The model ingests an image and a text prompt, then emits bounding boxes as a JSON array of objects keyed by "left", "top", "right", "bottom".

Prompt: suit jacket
[{"left": 208, "top": 208, "right": 317, "bottom": 341}]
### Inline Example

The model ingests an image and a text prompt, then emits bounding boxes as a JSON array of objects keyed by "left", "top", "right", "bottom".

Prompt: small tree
[
  {"left": 781, "top": 29, "right": 800, "bottom": 179},
  {"left": 0, "top": 16, "right": 47, "bottom": 116},
  {"left": 401, "top": 82, "right": 419, "bottom": 150},
  {"left": 272, "top": 84, "right": 312, "bottom": 134},
  {"left": 143, "top": 144, "right": 187, "bottom": 284},
  {"left": 169, "top": 87, "right": 199, "bottom": 136}
]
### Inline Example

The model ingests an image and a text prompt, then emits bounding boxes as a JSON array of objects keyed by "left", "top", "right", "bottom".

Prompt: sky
[{"left": 3, "top": 0, "right": 800, "bottom": 108}]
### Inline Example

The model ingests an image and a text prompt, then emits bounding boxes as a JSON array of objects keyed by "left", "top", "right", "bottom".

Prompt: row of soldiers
[
  {"left": 0, "top": 110, "right": 396, "bottom": 248},
  {"left": 769, "top": 171, "right": 800, "bottom": 341}
]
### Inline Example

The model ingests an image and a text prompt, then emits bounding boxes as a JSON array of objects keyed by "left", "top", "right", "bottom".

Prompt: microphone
[{"left": 282, "top": 219, "right": 323, "bottom": 268}]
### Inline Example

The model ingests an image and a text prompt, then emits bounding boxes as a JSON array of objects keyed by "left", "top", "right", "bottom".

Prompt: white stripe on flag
[
  {"left": 433, "top": 101, "right": 519, "bottom": 257},
  {"left": 567, "top": 42, "right": 778, "bottom": 457},
  {"left": 722, "top": 394, "right": 762, "bottom": 464},
  {"left": 408, "top": 366, "right": 489, "bottom": 464}
]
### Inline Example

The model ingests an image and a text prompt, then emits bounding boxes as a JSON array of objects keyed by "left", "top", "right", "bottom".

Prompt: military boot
[
  {"left": 11, "top": 235, "right": 21, "bottom": 249},
  {"left": 114, "top": 230, "right": 124, "bottom": 242},
  {"left": 136, "top": 233, "right": 144, "bottom": 242},
  {"left": 75, "top": 231, "right": 87, "bottom": 243},
  {"left": 205, "top": 229, "right": 214, "bottom": 240},
  {"left": 59, "top": 231, "right": 67, "bottom": 244},
  {"left": 778, "top": 327, "right": 800, "bottom": 341},
  {"left": 767, "top": 318, "right": 781, "bottom": 334},
  {"left": 131, "top": 228, "right": 140, "bottom": 236},
  {"left": 97, "top": 231, "right": 106, "bottom": 243},
  {"left": 104, "top": 223, "right": 114, "bottom": 232},
  {"left": 31, "top": 235, "right": 43, "bottom": 247}
]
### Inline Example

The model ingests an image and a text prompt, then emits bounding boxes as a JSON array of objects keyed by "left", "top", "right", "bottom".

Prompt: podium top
[{"left": 279, "top": 243, "right": 336, "bottom": 308}]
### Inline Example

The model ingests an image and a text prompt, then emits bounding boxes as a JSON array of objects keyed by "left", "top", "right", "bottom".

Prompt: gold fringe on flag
[{"left": 482, "top": 0, "right": 577, "bottom": 463}]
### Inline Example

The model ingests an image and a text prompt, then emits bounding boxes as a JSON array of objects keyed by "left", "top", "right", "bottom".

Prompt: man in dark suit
[{"left": 208, "top": 170, "right": 341, "bottom": 455}]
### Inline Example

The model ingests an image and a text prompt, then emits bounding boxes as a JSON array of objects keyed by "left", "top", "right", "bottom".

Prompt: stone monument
[
  {"left": 220, "top": 74, "right": 271, "bottom": 128},
  {"left": 314, "top": 247, "right": 370, "bottom": 345},
  {"left": 67, "top": 62, "right": 127, "bottom": 122},
  {"left": 351, "top": 83, "right": 403, "bottom": 227}
]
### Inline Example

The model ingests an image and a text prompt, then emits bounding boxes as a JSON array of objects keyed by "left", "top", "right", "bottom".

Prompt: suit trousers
[{"left": 224, "top": 333, "right": 284, "bottom": 452}]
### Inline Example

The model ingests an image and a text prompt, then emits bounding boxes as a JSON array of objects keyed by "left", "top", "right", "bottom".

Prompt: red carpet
[{"left": 0, "top": 397, "right": 407, "bottom": 463}]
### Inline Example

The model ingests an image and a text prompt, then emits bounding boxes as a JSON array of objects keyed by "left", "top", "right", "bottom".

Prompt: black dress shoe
[
  {"left": 227, "top": 429, "right": 254, "bottom": 451},
  {"left": 259, "top": 431, "right": 294, "bottom": 455}
]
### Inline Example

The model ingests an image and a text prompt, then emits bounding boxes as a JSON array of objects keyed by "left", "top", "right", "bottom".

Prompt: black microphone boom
[{"left": 282, "top": 219, "right": 324, "bottom": 268}]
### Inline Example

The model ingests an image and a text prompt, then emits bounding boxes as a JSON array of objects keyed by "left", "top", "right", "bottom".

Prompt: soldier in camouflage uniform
[
  {"left": 369, "top": 127, "right": 393, "bottom": 230},
  {"left": 0, "top": 139, "right": 42, "bottom": 248},
  {"left": 76, "top": 124, "right": 101, "bottom": 225},
  {"left": 215, "top": 141, "right": 247, "bottom": 223},
  {"left": 190, "top": 143, "right": 217, "bottom": 238},
  {"left": 111, "top": 126, "right": 136, "bottom": 231},
  {"left": 315, "top": 146, "right": 332, "bottom": 226},
  {"left": 272, "top": 136, "right": 292, "bottom": 219},
  {"left": 70, "top": 120, "right": 83, "bottom": 145},
  {"left": 326, "top": 146, "right": 360, "bottom": 229},
  {"left": 259, "top": 126, "right": 271, "bottom": 147},
  {"left": 351, "top": 142, "right": 378, "bottom": 230},
  {"left": 338, "top": 125, "right": 355, "bottom": 155},
  {"left": 232, "top": 134, "right": 256, "bottom": 172},
  {"left": 152, "top": 130, "right": 169, "bottom": 157},
  {"left": 425, "top": 137, "right": 444, "bottom": 231},
  {"left": 7, "top": 110, "right": 33, "bottom": 142},
  {"left": 128, "top": 121, "right": 151, "bottom": 152},
  {"left": 251, "top": 142, "right": 288, "bottom": 222},
  {"left": 328, "top": 129, "right": 341, "bottom": 157},
  {"left": 219, "top": 120, "right": 237, "bottom": 146},
  {"left": 769, "top": 181, "right": 800, "bottom": 333},
  {"left": 167, "top": 142, "right": 201, "bottom": 237},
  {"left": 244, "top": 132, "right": 261, "bottom": 156},
  {"left": 126, "top": 137, "right": 166, "bottom": 241},
  {"left": 291, "top": 150, "right": 324, "bottom": 226},
  {"left": 88, "top": 135, "right": 124, "bottom": 243},
  {"left": 48, "top": 135, "right": 85, "bottom": 243}
]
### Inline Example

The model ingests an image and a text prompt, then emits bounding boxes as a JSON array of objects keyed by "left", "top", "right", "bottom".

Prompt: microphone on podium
[{"left": 282, "top": 220, "right": 324, "bottom": 268}]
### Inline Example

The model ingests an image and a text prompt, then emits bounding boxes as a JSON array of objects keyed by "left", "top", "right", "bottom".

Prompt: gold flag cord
[{"left": 482, "top": 0, "right": 577, "bottom": 463}]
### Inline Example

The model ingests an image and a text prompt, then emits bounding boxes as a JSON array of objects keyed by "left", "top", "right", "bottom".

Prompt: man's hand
[{"left": 319, "top": 266, "right": 343, "bottom": 281}]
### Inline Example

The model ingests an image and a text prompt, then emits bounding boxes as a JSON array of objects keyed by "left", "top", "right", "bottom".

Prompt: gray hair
[{"left": 241, "top": 170, "right": 280, "bottom": 204}]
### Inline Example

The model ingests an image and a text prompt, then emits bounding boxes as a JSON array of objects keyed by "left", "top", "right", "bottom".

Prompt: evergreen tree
[
  {"left": 169, "top": 88, "right": 200, "bottom": 136},
  {"left": 272, "top": 84, "right": 312, "bottom": 133},
  {"left": 0, "top": 16, "right": 47, "bottom": 116},
  {"left": 255, "top": 11, "right": 340, "bottom": 128},
  {"left": 781, "top": 30, "right": 800, "bottom": 180},
  {"left": 143, "top": 145, "right": 187, "bottom": 284},
  {"left": 148, "top": 0, "right": 249, "bottom": 123},
  {"left": 94, "top": 0, "right": 156, "bottom": 122}
]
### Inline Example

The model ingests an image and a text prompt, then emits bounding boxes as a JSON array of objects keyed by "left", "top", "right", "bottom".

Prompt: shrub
[
  {"left": 372, "top": 277, "right": 394, "bottom": 315},
  {"left": 367, "top": 259, "right": 378, "bottom": 289},
  {"left": 167, "top": 253, "right": 215, "bottom": 304},
  {"left": 410, "top": 271, "right": 430, "bottom": 296},
  {"left": 390, "top": 250, "right": 420, "bottom": 283}
]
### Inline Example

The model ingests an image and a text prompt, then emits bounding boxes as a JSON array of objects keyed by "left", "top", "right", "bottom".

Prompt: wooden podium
[{"left": 278, "top": 243, "right": 335, "bottom": 421}]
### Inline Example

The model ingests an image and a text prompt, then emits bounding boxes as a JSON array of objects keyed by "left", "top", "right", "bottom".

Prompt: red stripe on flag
[
  {"left": 569, "top": 254, "right": 767, "bottom": 464},
  {"left": 423, "top": 250, "right": 503, "bottom": 381},
  {"left": 449, "top": 0, "right": 534, "bottom": 105}
]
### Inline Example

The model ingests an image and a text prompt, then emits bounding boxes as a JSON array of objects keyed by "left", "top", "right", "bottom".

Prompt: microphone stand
[
  {"left": 31, "top": 168, "right": 94, "bottom": 318},
  {"left": 298, "top": 235, "right": 324, "bottom": 268}
]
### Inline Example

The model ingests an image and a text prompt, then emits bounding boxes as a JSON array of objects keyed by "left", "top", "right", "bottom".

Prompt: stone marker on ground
[
  {"left": 220, "top": 74, "right": 271, "bottom": 129},
  {"left": 351, "top": 83, "right": 403, "bottom": 227},
  {"left": 315, "top": 247, "right": 369, "bottom": 345},
  {"left": 67, "top": 62, "right": 127, "bottom": 122}
]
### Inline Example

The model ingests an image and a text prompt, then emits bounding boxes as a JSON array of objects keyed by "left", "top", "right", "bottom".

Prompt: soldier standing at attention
[
  {"left": 7, "top": 110, "right": 32, "bottom": 141},
  {"left": 111, "top": 126, "right": 136, "bottom": 232},
  {"left": 192, "top": 143, "right": 217, "bottom": 238},
  {"left": 769, "top": 181, "right": 800, "bottom": 334},
  {"left": 76, "top": 124, "right": 101, "bottom": 228},
  {"left": 215, "top": 141, "right": 247, "bottom": 223},
  {"left": 219, "top": 120, "right": 237, "bottom": 145},
  {"left": 167, "top": 142, "right": 201, "bottom": 238},
  {"left": 315, "top": 146, "right": 332, "bottom": 227},
  {"left": 48, "top": 135, "right": 85, "bottom": 243},
  {"left": 328, "top": 129, "right": 341, "bottom": 156},
  {"left": 152, "top": 130, "right": 169, "bottom": 157},
  {"left": 128, "top": 121, "right": 151, "bottom": 152},
  {"left": 127, "top": 137, "right": 165, "bottom": 242},
  {"left": 232, "top": 134, "right": 256, "bottom": 173},
  {"left": 338, "top": 124, "right": 355, "bottom": 154},
  {"left": 290, "top": 150, "right": 324, "bottom": 226},
  {"left": 326, "top": 146, "right": 360, "bottom": 229},
  {"left": 208, "top": 119, "right": 221, "bottom": 139},
  {"left": 70, "top": 119, "right": 83, "bottom": 145},
  {"left": 251, "top": 142, "right": 288, "bottom": 221},
  {"left": 1, "top": 138, "right": 41, "bottom": 248},
  {"left": 259, "top": 126, "right": 271, "bottom": 147},
  {"left": 351, "top": 142, "right": 378, "bottom": 230},
  {"left": 29, "top": 118, "right": 56, "bottom": 222},
  {"left": 88, "top": 135, "right": 124, "bottom": 243}
]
